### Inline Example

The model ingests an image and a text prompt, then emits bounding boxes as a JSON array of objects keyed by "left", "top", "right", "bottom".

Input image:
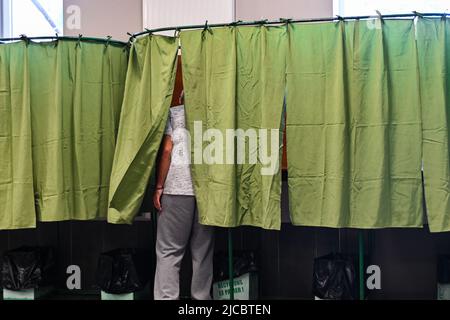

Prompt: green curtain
[
  {"left": 181, "top": 26, "right": 286, "bottom": 230},
  {"left": 0, "top": 42, "right": 36, "bottom": 229},
  {"left": 287, "top": 19, "right": 423, "bottom": 228},
  {"left": 108, "top": 35, "right": 178, "bottom": 224},
  {"left": 417, "top": 17, "right": 450, "bottom": 232},
  {"left": 30, "top": 40, "right": 128, "bottom": 222}
]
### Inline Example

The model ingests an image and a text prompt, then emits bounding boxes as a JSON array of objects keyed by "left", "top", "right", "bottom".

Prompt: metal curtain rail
[
  {"left": 130, "top": 12, "right": 448, "bottom": 39},
  {"left": 1, "top": 12, "right": 448, "bottom": 45},
  {"left": 0, "top": 35, "right": 127, "bottom": 47}
]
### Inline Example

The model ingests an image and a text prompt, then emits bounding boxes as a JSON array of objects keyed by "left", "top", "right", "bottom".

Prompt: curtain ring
[{"left": 174, "top": 28, "right": 180, "bottom": 38}]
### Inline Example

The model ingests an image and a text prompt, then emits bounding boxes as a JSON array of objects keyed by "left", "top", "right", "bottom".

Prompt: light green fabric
[
  {"left": 287, "top": 20, "right": 423, "bottom": 228},
  {"left": 108, "top": 35, "right": 178, "bottom": 224},
  {"left": 417, "top": 17, "right": 450, "bottom": 232},
  {"left": 181, "top": 26, "right": 286, "bottom": 230},
  {"left": 0, "top": 42, "right": 36, "bottom": 229},
  {"left": 29, "top": 40, "right": 128, "bottom": 222}
]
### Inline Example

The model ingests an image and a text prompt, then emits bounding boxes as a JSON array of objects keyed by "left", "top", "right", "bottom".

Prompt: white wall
[
  {"left": 235, "top": 0, "right": 333, "bottom": 21},
  {"left": 143, "top": 0, "right": 333, "bottom": 33},
  {"left": 61, "top": 0, "right": 333, "bottom": 40},
  {"left": 143, "top": 0, "right": 235, "bottom": 31},
  {"left": 63, "top": 0, "right": 142, "bottom": 41}
]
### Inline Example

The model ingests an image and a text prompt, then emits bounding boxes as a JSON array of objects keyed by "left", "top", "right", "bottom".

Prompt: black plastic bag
[
  {"left": 312, "top": 253, "right": 356, "bottom": 300},
  {"left": 95, "top": 248, "right": 151, "bottom": 294},
  {"left": 214, "top": 251, "right": 258, "bottom": 282},
  {"left": 1, "top": 246, "right": 56, "bottom": 291}
]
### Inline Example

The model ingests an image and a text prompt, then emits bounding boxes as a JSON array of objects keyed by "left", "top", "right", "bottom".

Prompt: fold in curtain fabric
[
  {"left": 287, "top": 20, "right": 423, "bottom": 228},
  {"left": 108, "top": 35, "right": 178, "bottom": 224},
  {"left": 417, "top": 17, "right": 450, "bottom": 232},
  {"left": 30, "top": 40, "right": 128, "bottom": 222},
  {"left": 0, "top": 42, "right": 36, "bottom": 229},
  {"left": 181, "top": 26, "right": 286, "bottom": 230}
]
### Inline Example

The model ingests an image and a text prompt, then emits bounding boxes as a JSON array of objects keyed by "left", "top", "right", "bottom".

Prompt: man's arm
[{"left": 153, "top": 135, "right": 173, "bottom": 211}]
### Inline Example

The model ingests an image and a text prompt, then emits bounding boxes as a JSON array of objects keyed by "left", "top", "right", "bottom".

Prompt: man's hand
[
  {"left": 153, "top": 188, "right": 164, "bottom": 211},
  {"left": 154, "top": 135, "right": 172, "bottom": 212}
]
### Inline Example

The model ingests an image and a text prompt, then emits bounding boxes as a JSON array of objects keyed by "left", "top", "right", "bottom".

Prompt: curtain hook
[
  {"left": 413, "top": 11, "right": 425, "bottom": 23},
  {"left": 279, "top": 18, "right": 292, "bottom": 24},
  {"left": 375, "top": 10, "right": 384, "bottom": 23},
  {"left": 336, "top": 15, "right": 344, "bottom": 22},
  {"left": 413, "top": 11, "right": 424, "bottom": 18},
  {"left": 20, "top": 34, "right": 30, "bottom": 46},
  {"left": 104, "top": 35, "right": 112, "bottom": 50},
  {"left": 205, "top": 20, "right": 213, "bottom": 33},
  {"left": 126, "top": 32, "right": 136, "bottom": 50},
  {"left": 54, "top": 33, "right": 59, "bottom": 47},
  {"left": 127, "top": 32, "right": 136, "bottom": 42},
  {"left": 280, "top": 18, "right": 292, "bottom": 34},
  {"left": 76, "top": 34, "right": 83, "bottom": 48},
  {"left": 202, "top": 20, "right": 212, "bottom": 39}
]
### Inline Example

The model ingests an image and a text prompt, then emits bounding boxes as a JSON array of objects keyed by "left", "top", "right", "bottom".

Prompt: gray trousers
[{"left": 154, "top": 195, "right": 215, "bottom": 300}]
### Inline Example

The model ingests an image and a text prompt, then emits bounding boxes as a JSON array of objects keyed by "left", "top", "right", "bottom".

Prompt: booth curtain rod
[
  {"left": 130, "top": 11, "right": 449, "bottom": 38},
  {"left": 0, "top": 35, "right": 127, "bottom": 47},
  {"left": 0, "top": 12, "right": 448, "bottom": 45}
]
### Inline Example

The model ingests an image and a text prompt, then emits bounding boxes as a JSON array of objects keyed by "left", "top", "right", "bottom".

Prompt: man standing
[{"left": 153, "top": 95, "right": 215, "bottom": 300}]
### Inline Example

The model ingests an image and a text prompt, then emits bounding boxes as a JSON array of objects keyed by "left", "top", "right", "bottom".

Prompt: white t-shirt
[{"left": 163, "top": 105, "right": 195, "bottom": 196}]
